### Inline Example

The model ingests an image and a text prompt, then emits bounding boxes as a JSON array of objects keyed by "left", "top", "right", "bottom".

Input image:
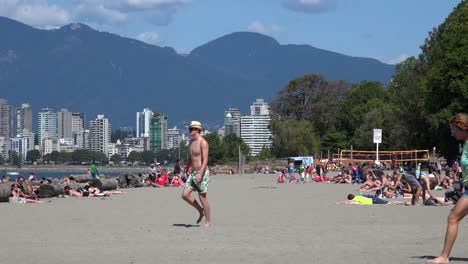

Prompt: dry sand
[{"left": 1, "top": 173, "right": 467, "bottom": 264}]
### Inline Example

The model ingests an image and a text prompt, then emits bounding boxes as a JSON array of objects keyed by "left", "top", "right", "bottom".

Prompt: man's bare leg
[
  {"left": 181, "top": 188, "right": 204, "bottom": 224},
  {"left": 198, "top": 192, "right": 211, "bottom": 227}
]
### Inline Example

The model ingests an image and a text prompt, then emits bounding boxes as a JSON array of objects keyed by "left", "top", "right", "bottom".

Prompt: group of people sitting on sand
[
  {"left": 144, "top": 163, "right": 183, "bottom": 187},
  {"left": 7, "top": 173, "right": 49, "bottom": 203},
  {"left": 336, "top": 164, "right": 464, "bottom": 206},
  {"left": 277, "top": 162, "right": 329, "bottom": 183}
]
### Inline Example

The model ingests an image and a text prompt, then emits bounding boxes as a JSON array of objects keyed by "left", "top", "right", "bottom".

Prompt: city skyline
[{"left": 0, "top": 97, "right": 272, "bottom": 159}]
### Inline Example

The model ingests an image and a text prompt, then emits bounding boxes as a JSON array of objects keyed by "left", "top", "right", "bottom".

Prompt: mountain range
[{"left": 0, "top": 16, "right": 395, "bottom": 129}]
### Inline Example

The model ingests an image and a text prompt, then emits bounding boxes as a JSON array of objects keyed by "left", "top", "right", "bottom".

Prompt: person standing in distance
[
  {"left": 181, "top": 121, "right": 211, "bottom": 227},
  {"left": 427, "top": 113, "right": 468, "bottom": 264}
]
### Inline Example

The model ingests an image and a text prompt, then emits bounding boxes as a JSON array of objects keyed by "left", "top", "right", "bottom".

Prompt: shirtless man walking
[{"left": 181, "top": 121, "right": 211, "bottom": 227}]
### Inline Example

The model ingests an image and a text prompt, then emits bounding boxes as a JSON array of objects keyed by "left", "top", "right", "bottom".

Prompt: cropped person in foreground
[{"left": 427, "top": 113, "right": 468, "bottom": 264}]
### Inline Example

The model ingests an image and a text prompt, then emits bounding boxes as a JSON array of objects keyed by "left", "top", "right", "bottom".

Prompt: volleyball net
[{"left": 336, "top": 149, "right": 430, "bottom": 163}]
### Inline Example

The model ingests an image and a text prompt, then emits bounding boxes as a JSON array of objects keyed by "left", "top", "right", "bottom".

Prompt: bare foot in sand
[
  {"left": 203, "top": 222, "right": 211, "bottom": 228},
  {"left": 425, "top": 256, "right": 449, "bottom": 264},
  {"left": 196, "top": 210, "right": 204, "bottom": 224}
]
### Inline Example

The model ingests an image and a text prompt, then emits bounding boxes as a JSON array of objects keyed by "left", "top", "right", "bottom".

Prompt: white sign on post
[{"left": 373, "top": 129, "right": 382, "bottom": 143}]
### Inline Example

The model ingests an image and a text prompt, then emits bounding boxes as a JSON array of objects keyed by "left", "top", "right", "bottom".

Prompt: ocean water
[{"left": 2, "top": 170, "right": 134, "bottom": 180}]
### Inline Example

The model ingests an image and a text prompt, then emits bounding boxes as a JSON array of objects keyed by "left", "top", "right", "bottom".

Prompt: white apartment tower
[
  {"left": 137, "top": 108, "right": 153, "bottom": 138},
  {"left": 38, "top": 108, "right": 57, "bottom": 145},
  {"left": 167, "top": 127, "right": 181, "bottom": 149},
  {"left": 16, "top": 103, "right": 33, "bottom": 135},
  {"left": 241, "top": 99, "right": 272, "bottom": 156},
  {"left": 89, "top": 115, "right": 111, "bottom": 156},
  {"left": 57, "top": 108, "right": 73, "bottom": 139},
  {"left": 11, "top": 132, "right": 34, "bottom": 160}
]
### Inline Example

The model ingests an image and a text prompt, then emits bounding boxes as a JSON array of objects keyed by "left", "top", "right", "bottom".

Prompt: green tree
[
  {"left": 321, "top": 131, "right": 349, "bottom": 152},
  {"left": 270, "top": 117, "right": 320, "bottom": 157},
  {"left": 271, "top": 74, "right": 348, "bottom": 137},
  {"left": 340, "top": 81, "right": 388, "bottom": 134},
  {"left": 418, "top": 1, "right": 468, "bottom": 161},
  {"left": 127, "top": 151, "right": 141, "bottom": 164},
  {"left": 140, "top": 150, "right": 154, "bottom": 165},
  {"left": 11, "top": 152, "right": 22, "bottom": 167},
  {"left": 221, "top": 134, "right": 250, "bottom": 162},
  {"left": 254, "top": 146, "right": 275, "bottom": 161},
  {"left": 387, "top": 57, "right": 428, "bottom": 149},
  {"left": 110, "top": 153, "right": 122, "bottom": 164},
  {"left": 203, "top": 133, "right": 223, "bottom": 165},
  {"left": 58, "top": 151, "right": 72, "bottom": 164},
  {"left": 26, "top": 149, "right": 41, "bottom": 163},
  {"left": 50, "top": 150, "right": 60, "bottom": 163},
  {"left": 72, "top": 149, "right": 91, "bottom": 163}
]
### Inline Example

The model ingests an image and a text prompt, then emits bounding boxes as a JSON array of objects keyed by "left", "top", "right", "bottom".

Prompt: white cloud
[
  {"left": 247, "top": 21, "right": 284, "bottom": 36},
  {"left": 388, "top": 53, "right": 409, "bottom": 64},
  {"left": 73, "top": 0, "right": 190, "bottom": 25},
  {"left": 75, "top": 4, "right": 128, "bottom": 24},
  {"left": 0, "top": 0, "right": 71, "bottom": 28},
  {"left": 281, "top": 0, "right": 338, "bottom": 13},
  {"left": 136, "top": 31, "right": 162, "bottom": 45}
]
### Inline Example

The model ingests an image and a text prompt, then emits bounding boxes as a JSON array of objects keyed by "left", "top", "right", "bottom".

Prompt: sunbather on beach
[
  {"left": 336, "top": 194, "right": 407, "bottom": 205},
  {"left": 10, "top": 183, "right": 44, "bottom": 203}
]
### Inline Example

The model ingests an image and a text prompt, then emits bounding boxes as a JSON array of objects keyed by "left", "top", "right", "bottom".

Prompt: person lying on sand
[
  {"left": 336, "top": 194, "right": 407, "bottom": 205},
  {"left": 64, "top": 185, "right": 126, "bottom": 197}
]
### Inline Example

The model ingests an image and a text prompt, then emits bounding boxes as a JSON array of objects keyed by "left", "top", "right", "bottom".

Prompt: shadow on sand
[
  {"left": 172, "top": 224, "right": 200, "bottom": 228},
  {"left": 412, "top": 256, "right": 468, "bottom": 262}
]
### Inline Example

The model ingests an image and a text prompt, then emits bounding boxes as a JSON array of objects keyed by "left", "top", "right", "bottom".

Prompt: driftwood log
[
  {"left": 0, "top": 184, "right": 12, "bottom": 202},
  {"left": 37, "top": 179, "right": 118, "bottom": 198},
  {"left": 117, "top": 173, "right": 144, "bottom": 188}
]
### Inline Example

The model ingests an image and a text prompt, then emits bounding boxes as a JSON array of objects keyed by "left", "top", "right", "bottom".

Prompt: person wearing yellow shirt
[{"left": 336, "top": 194, "right": 407, "bottom": 205}]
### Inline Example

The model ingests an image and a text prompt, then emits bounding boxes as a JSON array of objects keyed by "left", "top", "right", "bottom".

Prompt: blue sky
[{"left": 0, "top": 0, "right": 461, "bottom": 64}]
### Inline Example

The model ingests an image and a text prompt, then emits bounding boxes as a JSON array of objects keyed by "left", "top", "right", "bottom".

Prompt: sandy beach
[{"left": 1, "top": 173, "right": 467, "bottom": 264}]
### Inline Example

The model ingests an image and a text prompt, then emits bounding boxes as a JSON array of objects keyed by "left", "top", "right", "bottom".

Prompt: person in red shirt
[
  {"left": 172, "top": 176, "right": 181, "bottom": 187},
  {"left": 277, "top": 170, "right": 286, "bottom": 183},
  {"left": 306, "top": 165, "right": 313, "bottom": 182},
  {"left": 156, "top": 174, "right": 165, "bottom": 187}
]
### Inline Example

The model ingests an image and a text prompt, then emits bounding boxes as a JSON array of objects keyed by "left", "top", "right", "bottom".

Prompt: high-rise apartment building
[
  {"left": 224, "top": 108, "right": 241, "bottom": 137},
  {"left": 241, "top": 99, "right": 272, "bottom": 156},
  {"left": 250, "top": 99, "right": 270, "bottom": 116},
  {"left": 149, "top": 113, "right": 168, "bottom": 155},
  {"left": 11, "top": 132, "right": 34, "bottom": 160},
  {"left": 57, "top": 108, "right": 73, "bottom": 139},
  {"left": 16, "top": 103, "right": 33, "bottom": 135},
  {"left": 73, "top": 129, "right": 89, "bottom": 149},
  {"left": 38, "top": 108, "right": 57, "bottom": 144},
  {"left": 72, "top": 112, "right": 85, "bottom": 134},
  {"left": 137, "top": 108, "right": 153, "bottom": 138},
  {"left": 0, "top": 99, "right": 12, "bottom": 138},
  {"left": 89, "top": 115, "right": 111, "bottom": 156},
  {"left": 167, "top": 127, "right": 181, "bottom": 149},
  {"left": 0, "top": 137, "right": 10, "bottom": 161}
]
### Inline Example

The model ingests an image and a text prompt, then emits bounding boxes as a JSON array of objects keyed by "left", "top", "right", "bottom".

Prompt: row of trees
[{"left": 266, "top": 1, "right": 467, "bottom": 162}]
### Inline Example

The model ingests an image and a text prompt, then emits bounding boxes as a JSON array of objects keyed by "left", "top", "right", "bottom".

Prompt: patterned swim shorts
[{"left": 185, "top": 169, "right": 210, "bottom": 193}]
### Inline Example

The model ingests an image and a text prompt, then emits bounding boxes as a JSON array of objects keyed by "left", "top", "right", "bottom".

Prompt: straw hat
[{"left": 188, "top": 121, "right": 204, "bottom": 131}]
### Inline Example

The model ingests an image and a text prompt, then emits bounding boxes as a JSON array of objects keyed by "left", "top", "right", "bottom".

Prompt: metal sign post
[{"left": 373, "top": 129, "right": 382, "bottom": 162}]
